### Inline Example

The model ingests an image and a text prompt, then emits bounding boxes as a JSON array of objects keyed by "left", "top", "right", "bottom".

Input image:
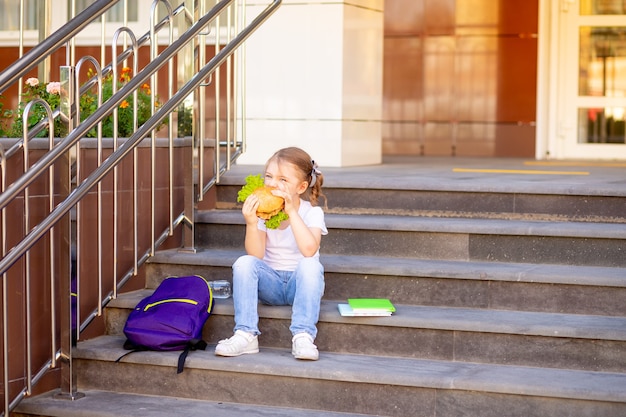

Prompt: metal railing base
[{"left": 53, "top": 392, "right": 86, "bottom": 401}]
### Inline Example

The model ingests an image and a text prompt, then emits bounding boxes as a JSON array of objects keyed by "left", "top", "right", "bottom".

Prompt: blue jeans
[{"left": 231, "top": 255, "right": 325, "bottom": 339}]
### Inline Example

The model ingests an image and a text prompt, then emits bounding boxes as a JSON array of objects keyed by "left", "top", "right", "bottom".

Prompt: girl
[{"left": 215, "top": 147, "right": 327, "bottom": 360}]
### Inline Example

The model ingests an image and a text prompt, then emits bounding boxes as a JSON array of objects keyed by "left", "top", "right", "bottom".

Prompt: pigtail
[
  {"left": 309, "top": 172, "right": 328, "bottom": 210},
  {"left": 308, "top": 161, "right": 327, "bottom": 209}
]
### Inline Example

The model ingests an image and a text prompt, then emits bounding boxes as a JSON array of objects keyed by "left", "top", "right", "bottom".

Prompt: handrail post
[
  {"left": 178, "top": 0, "right": 202, "bottom": 254},
  {"left": 180, "top": 137, "right": 197, "bottom": 253},
  {"left": 54, "top": 66, "right": 84, "bottom": 401}
]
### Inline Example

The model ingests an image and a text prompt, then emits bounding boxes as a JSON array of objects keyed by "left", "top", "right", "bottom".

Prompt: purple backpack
[{"left": 118, "top": 275, "right": 214, "bottom": 373}]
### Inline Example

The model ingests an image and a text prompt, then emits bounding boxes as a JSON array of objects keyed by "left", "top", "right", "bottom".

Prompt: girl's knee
[
  {"left": 233, "top": 254, "right": 257, "bottom": 269},
  {"left": 295, "top": 258, "right": 325, "bottom": 291},
  {"left": 298, "top": 257, "right": 324, "bottom": 274},
  {"left": 232, "top": 255, "right": 261, "bottom": 281}
]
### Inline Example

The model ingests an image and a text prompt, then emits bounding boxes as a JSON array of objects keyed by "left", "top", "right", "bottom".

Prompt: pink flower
[
  {"left": 46, "top": 82, "right": 61, "bottom": 95},
  {"left": 25, "top": 77, "right": 39, "bottom": 87}
]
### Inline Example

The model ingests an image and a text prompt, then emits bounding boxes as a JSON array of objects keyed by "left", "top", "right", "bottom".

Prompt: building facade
[
  {"left": 1, "top": 0, "right": 625, "bottom": 166},
  {"left": 240, "top": 0, "right": 626, "bottom": 165}
]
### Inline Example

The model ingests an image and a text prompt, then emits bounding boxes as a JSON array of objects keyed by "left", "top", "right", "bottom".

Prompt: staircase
[{"left": 14, "top": 158, "right": 626, "bottom": 417}]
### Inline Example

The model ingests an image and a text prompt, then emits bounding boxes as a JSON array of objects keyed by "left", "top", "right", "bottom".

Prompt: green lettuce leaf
[
  {"left": 237, "top": 174, "right": 265, "bottom": 203},
  {"left": 237, "top": 174, "right": 288, "bottom": 229},
  {"left": 264, "top": 210, "right": 289, "bottom": 229}
]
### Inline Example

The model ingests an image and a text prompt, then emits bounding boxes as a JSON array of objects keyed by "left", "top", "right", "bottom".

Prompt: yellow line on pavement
[
  {"left": 525, "top": 161, "right": 626, "bottom": 168},
  {"left": 453, "top": 168, "right": 590, "bottom": 175}
]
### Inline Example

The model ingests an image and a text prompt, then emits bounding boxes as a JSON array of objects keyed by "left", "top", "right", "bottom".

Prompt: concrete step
[
  {"left": 145, "top": 249, "right": 626, "bottom": 317},
  {"left": 216, "top": 171, "right": 626, "bottom": 223},
  {"left": 58, "top": 335, "right": 626, "bottom": 417},
  {"left": 196, "top": 211, "right": 626, "bottom": 267},
  {"left": 105, "top": 291, "right": 626, "bottom": 373},
  {"left": 13, "top": 389, "right": 373, "bottom": 417}
]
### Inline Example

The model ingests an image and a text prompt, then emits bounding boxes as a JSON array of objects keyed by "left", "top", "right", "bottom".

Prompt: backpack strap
[
  {"left": 176, "top": 339, "right": 207, "bottom": 374},
  {"left": 115, "top": 349, "right": 142, "bottom": 364},
  {"left": 115, "top": 338, "right": 206, "bottom": 373},
  {"left": 114, "top": 339, "right": 148, "bottom": 364}
]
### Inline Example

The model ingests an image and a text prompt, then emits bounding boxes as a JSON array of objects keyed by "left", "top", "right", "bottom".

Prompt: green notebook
[
  {"left": 338, "top": 303, "right": 392, "bottom": 317},
  {"left": 348, "top": 298, "right": 396, "bottom": 313}
]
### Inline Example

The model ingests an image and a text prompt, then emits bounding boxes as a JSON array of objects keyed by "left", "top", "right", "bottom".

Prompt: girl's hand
[
  {"left": 242, "top": 192, "right": 266, "bottom": 258},
  {"left": 242, "top": 193, "right": 260, "bottom": 225},
  {"left": 272, "top": 181, "right": 296, "bottom": 216}
]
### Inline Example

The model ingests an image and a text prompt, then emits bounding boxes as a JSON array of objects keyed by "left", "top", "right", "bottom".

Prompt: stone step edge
[
  {"left": 108, "top": 291, "right": 626, "bottom": 342},
  {"left": 215, "top": 168, "right": 626, "bottom": 197},
  {"left": 215, "top": 203, "right": 626, "bottom": 224},
  {"left": 15, "top": 389, "right": 373, "bottom": 417},
  {"left": 198, "top": 210, "right": 626, "bottom": 240},
  {"left": 74, "top": 335, "right": 626, "bottom": 404},
  {"left": 148, "top": 248, "right": 626, "bottom": 288}
]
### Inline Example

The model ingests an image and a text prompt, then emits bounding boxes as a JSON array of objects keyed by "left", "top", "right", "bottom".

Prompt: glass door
[{"left": 558, "top": 0, "right": 626, "bottom": 159}]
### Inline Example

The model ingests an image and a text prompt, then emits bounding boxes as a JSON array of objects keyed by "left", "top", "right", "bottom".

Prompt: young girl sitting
[{"left": 215, "top": 147, "right": 328, "bottom": 360}]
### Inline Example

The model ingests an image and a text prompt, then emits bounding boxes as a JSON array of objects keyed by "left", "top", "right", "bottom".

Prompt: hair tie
[{"left": 309, "top": 160, "right": 322, "bottom": 188}]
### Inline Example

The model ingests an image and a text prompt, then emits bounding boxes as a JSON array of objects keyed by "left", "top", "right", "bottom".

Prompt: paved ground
[{"left": 225, "top": 156, "right": 626, "bottom": 197}]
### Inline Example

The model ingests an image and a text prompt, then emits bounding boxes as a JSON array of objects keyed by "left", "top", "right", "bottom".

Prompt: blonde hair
[{"left": 266, "top": 147, "right": 327, "bottom": 208}]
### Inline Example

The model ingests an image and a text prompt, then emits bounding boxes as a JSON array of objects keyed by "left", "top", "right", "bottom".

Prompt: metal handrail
[
  {"left": 0, "top": 0, "right": 120, "bottom": 94},
  {"left": 0, "top": 2, "right": 191, "bottom": 162},
  {"left": 1, "top": 0, "right": 283, "bottom": 414},
  {"left": 0, "top": 0, "right": 234, "bottom": 217}
]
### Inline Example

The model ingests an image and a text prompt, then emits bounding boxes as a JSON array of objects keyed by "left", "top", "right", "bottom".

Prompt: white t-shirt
[{"left": 258, "top": 199, "right": 328, "bottom": 271}]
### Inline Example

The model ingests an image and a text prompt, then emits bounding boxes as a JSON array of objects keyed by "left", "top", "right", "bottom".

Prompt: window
[
  {"left": 75, "top": 0, "right": 138, "bottom": 23},
  {"left": 0, "top": 0, "right": 141, "bottom": 32},
  {"left": 581, "top": 0, "right": 626, "bottom": 15},
  {"left": 0, "top": 0, "right": 37, "bottom": 31}
]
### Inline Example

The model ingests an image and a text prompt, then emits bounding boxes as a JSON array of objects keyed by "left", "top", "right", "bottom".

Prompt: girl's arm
[
  {"left": 285, "top": 206, "right": 322, "bottom": 257},
  {"left": 242, "top": 193, "right": 266, "bottom": 258}
]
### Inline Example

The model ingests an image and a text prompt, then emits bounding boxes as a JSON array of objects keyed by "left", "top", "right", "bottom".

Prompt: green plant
[
  {"left": 0, "top": 78, "right": 66, "bottom": 138},
  {"left": 0, "top": 67, "right": 167, "bottom": 139},
  {"left": 177, "top": 103, "right": 193, "bottom": 137},
  {"left": 80, "top": 67, "right": 166, "bottom": 138}
]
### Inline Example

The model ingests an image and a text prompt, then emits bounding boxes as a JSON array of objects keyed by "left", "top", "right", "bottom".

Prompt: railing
[{"left": 0, "top": 0, "right": 282, "bottom": 414}]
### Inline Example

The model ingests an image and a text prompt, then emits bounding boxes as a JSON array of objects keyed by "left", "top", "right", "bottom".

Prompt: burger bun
[{"left": 252, "top": 186, "right": 284, "bottom": 220}]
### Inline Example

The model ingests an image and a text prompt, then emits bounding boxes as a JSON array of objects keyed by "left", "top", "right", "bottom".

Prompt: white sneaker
[
  {"left": 215, "top": 330, "right": 259, "bottom": 357},
  {"left": 291, "top": 333, "right": 319, "bottom": 361}
]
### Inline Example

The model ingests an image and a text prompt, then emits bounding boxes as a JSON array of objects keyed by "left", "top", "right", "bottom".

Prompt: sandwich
[
  {"left": 252, "top": 186, "right": 284, "bottom": 219},
  {"left": 237, "top": 174, "right": 289, "bottom": 229}
]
